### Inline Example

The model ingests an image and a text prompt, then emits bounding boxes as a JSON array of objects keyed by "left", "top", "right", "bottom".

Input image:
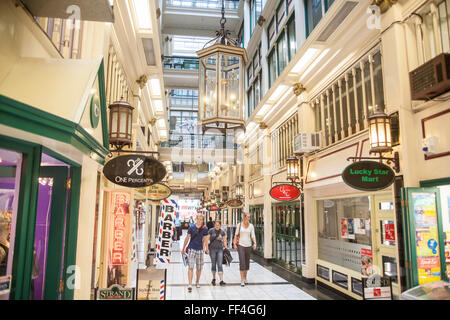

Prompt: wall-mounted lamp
[
  {"left": 286, "top": 155, "right": 303, "bottom": 190},
  {"left": 347, "top": 107, "right": 400, "bottom": 172}
]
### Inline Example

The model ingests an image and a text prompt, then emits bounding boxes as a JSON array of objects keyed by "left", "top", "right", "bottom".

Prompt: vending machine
[{"left": 401, "top": 187, "right": 448, "bottom": 289}]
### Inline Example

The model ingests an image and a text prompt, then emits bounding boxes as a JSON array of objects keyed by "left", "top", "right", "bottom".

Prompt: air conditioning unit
[
  {"left": 294, "top": 132, "right": 321, "bottom": 154},
  {"left": 409, "top": 53, "right": 450, "bottom": 100}
]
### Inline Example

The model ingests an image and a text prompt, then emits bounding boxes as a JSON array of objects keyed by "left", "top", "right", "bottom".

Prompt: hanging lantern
[
  {"left": 197, "top": 0, "right": 247, "bottom": 134},
  {"left": 368, "top": 107, "right": 392, "bottom": 155},
  {"left": 108, "top": 98, "right": 134, "bottom": 151},
  {"left": 286, "top": 156, "right": 300, "bottom": 184},
  {"left": 235, "top": 182, "right": 243, "bottom": 200}
]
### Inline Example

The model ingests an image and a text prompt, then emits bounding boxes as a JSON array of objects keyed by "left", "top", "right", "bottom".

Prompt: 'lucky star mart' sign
[{"left": 155, "top": 198, "right": 175, "bottom": 268}]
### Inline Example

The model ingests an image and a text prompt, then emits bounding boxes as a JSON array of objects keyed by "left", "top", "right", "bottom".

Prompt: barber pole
[
  {"left": 160, "top": 279, "right": 165, "bottom": 300},
  {"left": 155, "top": 198, "right": 175, "bottom": 268}
]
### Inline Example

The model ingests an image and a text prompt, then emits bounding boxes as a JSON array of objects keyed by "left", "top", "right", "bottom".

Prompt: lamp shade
[
  {"left": 286, "top": 156, "right": 300, "bottom": 182},
  {"left": 235, "top": 182, "right": 243, "bottom": 198},
  {"left": 197, "top": 44, "right": 247, "bottom": 132},
  {"left": 108, "top": 99, "right": 134, "bottom": 150},
  {"left": 368, "top": 109, "right": 392, "bottom": 154}
]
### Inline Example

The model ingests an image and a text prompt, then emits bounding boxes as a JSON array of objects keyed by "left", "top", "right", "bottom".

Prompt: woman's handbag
[{"left": 222, "top": 248, "right": 233, "bottom": 266}]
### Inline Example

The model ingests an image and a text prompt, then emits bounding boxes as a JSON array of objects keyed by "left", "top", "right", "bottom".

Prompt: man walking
[{"left": 181, "top": 214, "right": 209, "bottom": 292}]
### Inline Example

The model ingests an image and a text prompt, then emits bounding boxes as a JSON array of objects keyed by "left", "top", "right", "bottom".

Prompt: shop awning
[
  {"left": 20, "top": 0, "right": 114, "bottom": 22},
  {"left": 0, "top": 57, "right": 101, "bottom": 123},
  {"left": 0, "top": 57, "right": 110, "bottom": 162}
]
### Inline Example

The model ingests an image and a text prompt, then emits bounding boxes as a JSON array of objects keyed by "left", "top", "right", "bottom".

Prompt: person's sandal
[
  {"left": 211, "top": 279, "right": 216, "bottom": 286},
  {"left": 188, "top": 285, "right": 192, "bottom": 292},
  {"left": 220, "top": 281, "right": 226, "bottom": 286}
]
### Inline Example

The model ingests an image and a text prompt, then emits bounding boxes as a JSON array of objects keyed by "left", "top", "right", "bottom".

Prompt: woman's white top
[{"left": 237, "top": 223, "right": 255, "bottom": 247}]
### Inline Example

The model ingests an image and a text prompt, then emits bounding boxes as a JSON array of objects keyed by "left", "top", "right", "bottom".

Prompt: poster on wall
[
  {"left": 361, "top": 248, "right": 373, "bottom": 276},
  {"left": 110, "top": 191, "right": 131, "bottom": 266},
  {"left": 354, "top": 218, "right": 366, "bottom": 235},
  {"left": 384, "top": 222, "right": 396, "bottom": 242},
  {"left": 136, "top": 268, "right": 166, "bottom": 300},
  {"left": 155, "top": 198, "right": 175, "bottom": 269},
  {"left": 412, "top": 192, "right": 442, "bottom": 284},
  {"left": 341, "top": 219, "right": 348, "bottom": 238},
  {"left": 347, "top": 219, "right": 355, "bottom": 239}
]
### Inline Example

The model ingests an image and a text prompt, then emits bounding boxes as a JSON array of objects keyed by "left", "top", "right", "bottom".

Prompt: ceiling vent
[
  {"left": 142, "top": 38, "right": 156, "bottom": 66},
  {"left": 316, "top": 1, "right": 358, "bottom": 42}
]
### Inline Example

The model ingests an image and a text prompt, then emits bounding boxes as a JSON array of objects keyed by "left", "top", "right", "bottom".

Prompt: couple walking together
[{"left": 181, "top": 213, "right": 257, "bottom": 292}]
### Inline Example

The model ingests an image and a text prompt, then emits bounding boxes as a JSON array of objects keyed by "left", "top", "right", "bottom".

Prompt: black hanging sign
[
  {"left": 342, "top": 161, "right": 395, "bottom": 191},
  {"left": 103, "top": 155, "right": 166, "bottom": 188}
]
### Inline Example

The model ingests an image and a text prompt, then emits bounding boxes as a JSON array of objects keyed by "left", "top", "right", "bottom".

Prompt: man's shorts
[{"left": 187, "top": 249, "right": 204, "bottom": 270}]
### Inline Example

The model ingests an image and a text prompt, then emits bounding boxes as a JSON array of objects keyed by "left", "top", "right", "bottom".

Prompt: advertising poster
[
  {"left": 341, "top": 218, "right": 348, "bottom": 239},
  {"left": 384, "top": 222, "right": 396, "bottom": 242},
  {"left": 347, "top": 218, "right": 355, "bottom": 239},
  {"left": 412, "top": 193, "right": 442, "bottom": 284},
  {"left": 354, "top": 218, "right": 366, "bottom": 235},
  {"left": 361, "top": 248, "right": 373, "bottom": 276},
  {"left": 136, "top": 268, "right": 166, "bottom": 300}
]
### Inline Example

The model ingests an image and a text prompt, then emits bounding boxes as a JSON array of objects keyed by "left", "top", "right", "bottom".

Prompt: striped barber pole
[{"left": 160, "top": 280, "right": 165, "bottom": 300}]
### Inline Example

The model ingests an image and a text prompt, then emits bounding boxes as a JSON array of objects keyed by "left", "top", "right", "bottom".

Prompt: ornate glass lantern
[
  {"left": 286, "top": 156, "right": 300, "bottom": 183},
  {"left": 235, "top": 182, "right": 243, "bottom": 200},
  {"left": 108, "top": 98, "right": 134, "bottom": 151},
  {"left": 368, "top": 107, "right": 392, "bottom": 154},
  {"left": 197, "top": 0, "right": 247, "bottom": 134}
]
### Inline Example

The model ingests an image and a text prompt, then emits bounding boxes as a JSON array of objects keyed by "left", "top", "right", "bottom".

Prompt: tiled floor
[{"left": 165, "top": 230, "right": 316, "bottom": 300}]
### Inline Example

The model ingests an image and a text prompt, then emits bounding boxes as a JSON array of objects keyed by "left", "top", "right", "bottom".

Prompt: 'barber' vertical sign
[{"left": 155, "top": 198, "right": 175, "bottom": 268}]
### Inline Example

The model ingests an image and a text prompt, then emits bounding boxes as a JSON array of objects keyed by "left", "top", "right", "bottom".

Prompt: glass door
[
  {"left": 31, "top": 153, "right": 71, "bottom": 300},
  {"left": 373, "top": 193, "right": 400, "bottom": 299}
]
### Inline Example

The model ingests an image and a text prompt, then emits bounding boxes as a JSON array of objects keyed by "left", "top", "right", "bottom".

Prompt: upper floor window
[
  {"left": 305, "top": 0, "right": 335, "bottom": 36},
  {"left": 247, "top": 44, "right": 263, "bottom": 117},
  {"left": 250, "top": 0, "right": 263, "bottom": 35},
  {"left": 267, "top": 15, "right": 296, "bottom": 88}
]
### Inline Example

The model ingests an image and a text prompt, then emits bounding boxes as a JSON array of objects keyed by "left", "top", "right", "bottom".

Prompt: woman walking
[
  {"left": 233, "top": 212, "right": 256, "bottom": 287},
  {"left": 208, "top": 220, "right": 227, "bottom": 286}
]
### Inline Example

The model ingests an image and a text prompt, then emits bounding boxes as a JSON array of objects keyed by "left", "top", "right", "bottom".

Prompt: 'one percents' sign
[
  {"left": 342, "top": 161, "right": 395, "bottom": 191},
  {"left": 155, "top": 199, "right": 175, "bottom": 268}
]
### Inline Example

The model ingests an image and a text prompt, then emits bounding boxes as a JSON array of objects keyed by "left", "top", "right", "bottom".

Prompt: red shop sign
[
  {"left": 269, "top": 184, "right": 301, "bottom": 201},
  {"left": 384, "top": 223, "right": 396, "bottom": 242}
]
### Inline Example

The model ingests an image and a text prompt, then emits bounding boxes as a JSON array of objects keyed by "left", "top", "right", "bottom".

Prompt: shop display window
[
  {"left": 351, "top": 278, "right": 363, "bottom": 297},
  {"left": 317, "top": 265, "right": 330, "bottom": 281},
  {"left": 0, "top": 148, "right": 22, "bottom": 300},
  {"left": 332, "top": 270, "right": 348, "bottom": 289},
  {"left": 317, "top": 196, "right": 373, "bottom": 272}
]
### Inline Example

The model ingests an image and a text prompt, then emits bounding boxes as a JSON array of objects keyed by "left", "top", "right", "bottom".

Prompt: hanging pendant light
[{"left": 197, "top": 0, "right": 247, "bottom": 134}]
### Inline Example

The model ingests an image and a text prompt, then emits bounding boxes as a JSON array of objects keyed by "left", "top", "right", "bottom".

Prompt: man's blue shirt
[{"left": 187, "top": 225, "right": 208, "bottom": 250}]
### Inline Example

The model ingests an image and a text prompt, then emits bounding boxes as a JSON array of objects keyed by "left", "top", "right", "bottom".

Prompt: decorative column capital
[{"left": 371, "top": 0, "right": 398, "bottom": 14}]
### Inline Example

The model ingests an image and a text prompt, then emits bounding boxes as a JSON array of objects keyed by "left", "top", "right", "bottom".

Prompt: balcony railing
[
  {"left": 163, "top": 56, "right": 199, "bottom": 70},
  {"left": 161, "top": 134, "right": 237, "bottom": 149},
  {"left": 165, "top": 0, "right": 240, "bottom": 10}
]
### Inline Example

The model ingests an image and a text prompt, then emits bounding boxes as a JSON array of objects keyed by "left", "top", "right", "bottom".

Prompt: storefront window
[
  {"left": 317, "top": 195, "right": 372, "bottom": 273},
  {"left": 31, "top": 153, "right": 71, "bottom": 300},
  {"left": 0, "top": 148, "right": 22, "bottom": 300}
]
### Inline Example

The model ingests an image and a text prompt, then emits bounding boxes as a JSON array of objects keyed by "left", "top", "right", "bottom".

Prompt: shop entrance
[
  {"left": 272, "top": 201, "right": 304, "bottom": 274},
  {"left": 31, "top": 153, "right": 73, "bottom": 300},
  {"left": 373, "top": 194, "right": 400, "bottom": 299},
  {"left": 249, "top": 205, "right": 264, "bottom": 255}
]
